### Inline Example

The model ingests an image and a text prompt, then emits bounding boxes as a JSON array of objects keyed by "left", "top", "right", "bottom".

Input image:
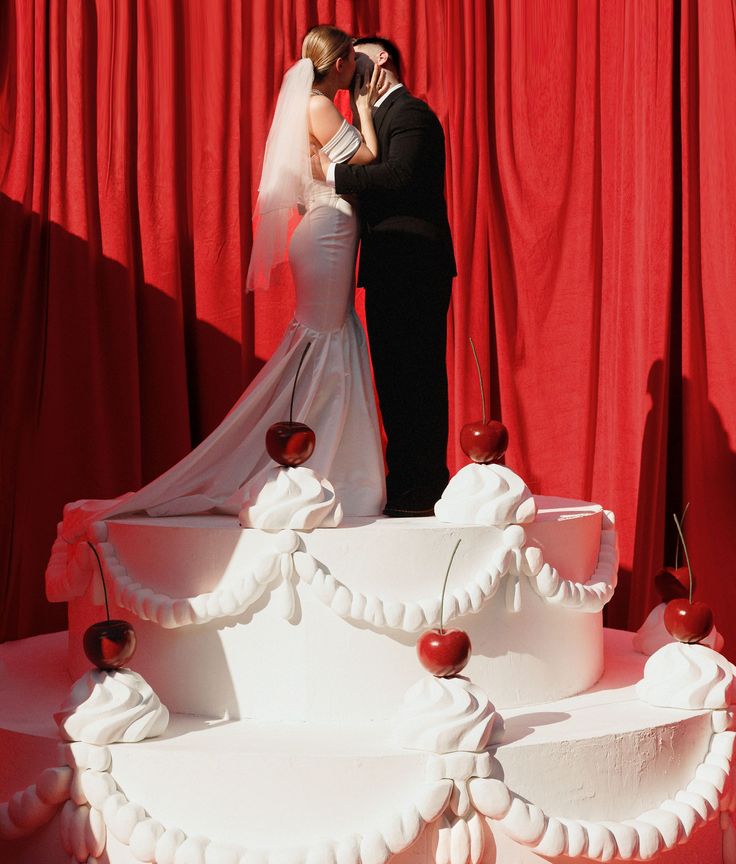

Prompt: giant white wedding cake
[{"left": 1, "top": 457, "right": 735, "bottom": 864}]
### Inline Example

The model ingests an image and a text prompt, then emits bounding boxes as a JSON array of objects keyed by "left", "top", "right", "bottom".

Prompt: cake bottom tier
[{"left": 0, "top": 629, "right": 731, "bottom": 863}]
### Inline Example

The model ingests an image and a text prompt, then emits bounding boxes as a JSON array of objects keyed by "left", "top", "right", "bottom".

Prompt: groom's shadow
[
  {"left": 607, "top": 358, "right": 736, "bottom": 662},
  {"left": 605, "top": 360, "right": 669, "bottom": 631},
  {"left": 670, "top": 375, "right": 736, "bottom": 660}
]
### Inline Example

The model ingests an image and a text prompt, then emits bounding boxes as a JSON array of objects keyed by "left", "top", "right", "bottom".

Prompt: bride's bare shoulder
[
  {"left": 308, "top": 93, "right": 341, "bottom": 118},
  {"left": 308, "top": 95, "right": 346, "bottom": 146}
]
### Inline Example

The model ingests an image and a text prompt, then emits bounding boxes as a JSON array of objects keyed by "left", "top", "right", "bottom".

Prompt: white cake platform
[
  {"left": 52, "top": 501, "right": 616, "bottom": 721},
  {"left": 1, "top": 628, "right": 731, "bottom": 863}
]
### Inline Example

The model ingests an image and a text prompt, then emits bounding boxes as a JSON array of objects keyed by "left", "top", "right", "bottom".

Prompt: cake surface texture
[{"left": 2, "top": 477, "right": 735, "bottom": 863}]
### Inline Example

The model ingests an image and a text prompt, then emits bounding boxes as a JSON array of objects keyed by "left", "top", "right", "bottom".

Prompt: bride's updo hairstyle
[{"left": 302, "top": 25, "right": 353, "bottom": 81}]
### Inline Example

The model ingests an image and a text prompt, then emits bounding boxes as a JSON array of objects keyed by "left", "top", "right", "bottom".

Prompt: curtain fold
[{"left": 1, "top": 0, "right": 735, "bottom": 658}]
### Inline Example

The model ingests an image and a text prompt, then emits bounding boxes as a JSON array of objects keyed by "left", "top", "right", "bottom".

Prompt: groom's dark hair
[{"left": 353, "top": 36, "right": 402, "bottom": 78}]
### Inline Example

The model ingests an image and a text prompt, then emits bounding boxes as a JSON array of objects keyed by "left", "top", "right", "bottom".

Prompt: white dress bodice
[{"left": 292, "top": 119, "right": 362, "bottom": 332}]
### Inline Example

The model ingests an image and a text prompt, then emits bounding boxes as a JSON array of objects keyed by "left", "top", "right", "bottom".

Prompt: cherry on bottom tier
[{"left": 1, "top": 628, "right": 732, "bottom": 864}]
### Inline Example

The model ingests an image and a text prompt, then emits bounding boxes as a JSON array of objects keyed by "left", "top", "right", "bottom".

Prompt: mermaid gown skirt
[{"left": 60, "top": 185, "right": 386, "bottom": 539}]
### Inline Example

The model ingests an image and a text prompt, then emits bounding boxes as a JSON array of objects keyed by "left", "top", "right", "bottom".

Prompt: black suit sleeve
[{"left": 334, "top": 102, "right": 435, "bottom": 194}]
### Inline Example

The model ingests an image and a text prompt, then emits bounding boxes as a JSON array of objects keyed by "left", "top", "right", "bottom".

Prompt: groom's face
[
  {"left": 353, "top": 49, "right": 374, "bottom": 89},
  {"left": 355, "top": 44, "right": 382, "bottom": 70}
]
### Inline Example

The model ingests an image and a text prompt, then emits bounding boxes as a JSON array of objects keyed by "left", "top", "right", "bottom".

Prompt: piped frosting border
[
  {"left": 45, "top": 514, "right": 618, "bottom": 631},
  {"left": 4, "top": 704, "right": 733, "bottom": 862}
]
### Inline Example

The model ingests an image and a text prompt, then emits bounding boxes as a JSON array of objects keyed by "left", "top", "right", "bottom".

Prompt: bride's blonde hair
[{"left": 302, "top": 25, "right": 353, "bottom": 81}]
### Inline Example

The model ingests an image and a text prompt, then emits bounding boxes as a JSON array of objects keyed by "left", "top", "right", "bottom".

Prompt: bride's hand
[{"left": 354, "top": 64, "right": 387, "bottom": 113}]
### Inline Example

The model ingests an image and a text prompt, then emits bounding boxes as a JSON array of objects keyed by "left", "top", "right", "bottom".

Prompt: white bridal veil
[{"left": 246, "top": 58, "right": 314, "bottom": 292}]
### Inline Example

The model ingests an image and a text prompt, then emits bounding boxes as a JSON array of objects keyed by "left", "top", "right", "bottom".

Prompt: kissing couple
[{"left": 56, "top": 25, "right": 456, "bottom": 539}]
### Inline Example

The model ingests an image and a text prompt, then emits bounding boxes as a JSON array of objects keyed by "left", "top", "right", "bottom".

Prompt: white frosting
[
  {"left": 633, "top": 602, "right": 724, "bottom": 655},
  {"left": 63, "top": 503, "right": 611, "bottom": 719},
  {"left": 434, "top": 463, "right": 536, "bottom": 527},
  {"left": 55, "top": 669, "right": 169, "bottom": 745},
  {"left": 396, "top": 675, "right": 502, "bottom": 753},
  {"left": 0, "top": 766, "right": 72, "bottom": 840},
  {"left": 2, "top": 629, "right": 735, "bottom": 863},
  {"left": 238, "top": 466, "right": 343, "bottom": 529},
  {"left": 636, "top": 641, "right": 736, "bottom": 709}
]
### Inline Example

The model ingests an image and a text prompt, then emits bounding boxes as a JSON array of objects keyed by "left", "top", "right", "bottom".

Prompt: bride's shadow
[{"left": 1, "top": 192, "right": 246, "bottom": 643}]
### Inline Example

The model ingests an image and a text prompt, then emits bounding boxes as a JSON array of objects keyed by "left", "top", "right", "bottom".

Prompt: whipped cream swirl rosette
[
  {"left": 55, "top": 668, "right": 169, "bottom": 745},
  {"left": 633, "top": 603, "right": 724, "bottom": 656},
  {"left": 636, "top": 641, "right": 736, "bottom": 710},
  {"left": 239, "top": 466, "right": 343, "bottom": 529},
  {"left": 397, "top": 675, "right": 502, "bottom": 753},
  {"left": 434, "top": 463, "right": 536, "bottom": 527}
]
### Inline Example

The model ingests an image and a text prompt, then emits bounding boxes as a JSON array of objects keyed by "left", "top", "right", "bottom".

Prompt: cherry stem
[
  {"left": 468, "top": 337, "right": 486, "bottom": 425},
  {"left": 289, "top": 342, "right": 311, "bottom": 425},
  {"left": 673, "top": 501, "right": 690, "bottom": 571},
  {"left": 86, "top": 541, "right": 110, "bottom": 621},
  {"left": 439, "top": 539, "right": 462, "bottom": 634},
  {"left": 672, "top": 512, "right": 694, "bottom": 604}
]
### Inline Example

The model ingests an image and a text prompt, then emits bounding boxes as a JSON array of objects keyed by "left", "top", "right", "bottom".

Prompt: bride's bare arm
[{"left": 309, "top": 97, "right": 373, "bottom": 165}]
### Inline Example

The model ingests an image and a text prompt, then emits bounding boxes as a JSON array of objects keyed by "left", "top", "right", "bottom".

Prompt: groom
[{"left": 314, "top": 36, "right": 456, "bottom": 517}]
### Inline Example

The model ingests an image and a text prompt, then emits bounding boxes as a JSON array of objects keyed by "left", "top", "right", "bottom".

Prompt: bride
[{"left": 59, "top": 25, "right": 387, "bottom": 540}]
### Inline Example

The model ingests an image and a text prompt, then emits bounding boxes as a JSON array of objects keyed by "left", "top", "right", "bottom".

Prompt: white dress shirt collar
[{"left": 373, "top": 83, "right": 404, "bottom": 111}]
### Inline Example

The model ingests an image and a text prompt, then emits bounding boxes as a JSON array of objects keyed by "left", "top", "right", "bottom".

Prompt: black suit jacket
[{"left": 334, "top": 87, "right": 456, "bottom": 286}]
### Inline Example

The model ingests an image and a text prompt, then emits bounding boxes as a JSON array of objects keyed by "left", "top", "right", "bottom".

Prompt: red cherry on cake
[
  {"left": 654, "top": 566, "right": 693, "bottom": 602},
  {"left": 83, "top": 541, "right": 137, "bottom": 670},
  {"left": 416, "top": 539, "right": 472, "bottom": 678},
  {"left": 83, "top": 619, "right": 137, "bottom": 670},
  {"left": 661, "top": 507, "right": 714, "bottom": 644},
  {"left": 460, "top": 420, "right": 509, "bottom": 464},
  {"left": 417, "top": 628, "right": 471, "bottom": 677},
  {"left": 266, "top": 342, "right": 315, "bottom": 468},
  {"left": 461, "top": 337, "right": 508, "bottom": 464},
  {"left": 663, "top": 599, "right": 714, "bottom": 644},
  {"left": 266, "top": 422, "right": 315, "bottom": 467}
]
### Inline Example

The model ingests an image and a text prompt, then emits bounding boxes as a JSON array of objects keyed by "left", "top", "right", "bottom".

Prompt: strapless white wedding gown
[{"left": 60, "top": 123, "right": 385, "bottom": 538}]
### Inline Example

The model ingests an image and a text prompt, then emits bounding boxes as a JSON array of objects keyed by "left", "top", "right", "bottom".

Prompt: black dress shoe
[
  {"left": 382, "top": 487, "right": 440, "bottom": 518},
  {"left": 383, "top": 502, "right": 435, "bottom": 518}
]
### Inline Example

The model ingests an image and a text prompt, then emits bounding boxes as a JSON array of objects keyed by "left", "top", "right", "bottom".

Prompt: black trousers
[{"left": 365, "top": 271, "right": 452, "bottom": 504}]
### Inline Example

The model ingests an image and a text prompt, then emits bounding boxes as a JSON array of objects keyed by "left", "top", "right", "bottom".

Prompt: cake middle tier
[{"left": 64, "top": 496, "right": 616, "bottom": 720}]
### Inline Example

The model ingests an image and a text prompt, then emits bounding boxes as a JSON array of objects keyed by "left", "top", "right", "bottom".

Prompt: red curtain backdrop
[{"left": 1, "top": 1, "right": 735, "bottom": 654}]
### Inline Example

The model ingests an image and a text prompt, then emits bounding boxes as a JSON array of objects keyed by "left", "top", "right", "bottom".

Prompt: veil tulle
[{"left": 246, "top": 58, "right": 314, "bottom": 292}]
